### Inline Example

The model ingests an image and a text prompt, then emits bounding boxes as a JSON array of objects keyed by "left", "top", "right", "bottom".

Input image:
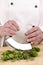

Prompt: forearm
[
  {"left": 42, "top": 32, "right": 43, "bottom": 40},
  {"left": 0, "top": 26, "right": 3, "bottom": 37},
  {"left": 0, "top": 26, "right": 5, "bottom": 47}
]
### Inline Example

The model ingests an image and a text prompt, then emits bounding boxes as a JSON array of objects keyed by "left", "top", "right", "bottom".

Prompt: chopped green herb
[
  {"left": 1, "top": 47, "right": 40, "bottom": 61},
  {"left": 32, "top": 47, "right": 40, "bottom": 52}
]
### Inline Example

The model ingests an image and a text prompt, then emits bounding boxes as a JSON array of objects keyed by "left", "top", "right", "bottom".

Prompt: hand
[
  {"left": 25, "top": 26, "right": 43, "bottom": 45},
  {"left": 0, "top": 20, "right": 20, "bottom": 37}
]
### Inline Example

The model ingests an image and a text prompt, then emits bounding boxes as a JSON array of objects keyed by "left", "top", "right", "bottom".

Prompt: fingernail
[
  {"left": 26, "top": 33, "right": 28, "bottom": 35},
  {"left": 31, "top": 42, "right": 33, "bottom": 45},
  {"left": 17, "top": 27, "right": 20, "bottom": 30},
  {"left": 17, "top": 28, "right": 20, "bottom": 31},
  {"left": 25, "top": 33, "right": 28, "bottom": 36},
  {"left": 26, "top": 36, "right": 29, "bottom": 38},
  {"left": 27, "top": 39, "right": 30, "bottom": 42}
]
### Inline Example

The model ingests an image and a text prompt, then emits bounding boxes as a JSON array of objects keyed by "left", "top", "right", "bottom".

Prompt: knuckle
[
  {"left": 36, "top": 26, "right": 40, "bottom": 30},
  {"left": 39, "top": 35, "right": 42, "bottom": 39},
  {"left": 33, "top": 37, "right": 38, "bottom": 41}
]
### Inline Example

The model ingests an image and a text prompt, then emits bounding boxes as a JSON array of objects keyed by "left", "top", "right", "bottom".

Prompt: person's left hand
[{"left": 25, "top": 26, "right": 43, "bottom": 45}]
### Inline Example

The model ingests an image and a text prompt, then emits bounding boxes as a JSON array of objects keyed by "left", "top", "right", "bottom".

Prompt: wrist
[{"left": 0, "top": 26, "right": 3, "bottom": 37}]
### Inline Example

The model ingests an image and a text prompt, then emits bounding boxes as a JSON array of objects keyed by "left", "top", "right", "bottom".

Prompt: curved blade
[{"left": 6, "top": 37, "right": 32, "bottom": 50}]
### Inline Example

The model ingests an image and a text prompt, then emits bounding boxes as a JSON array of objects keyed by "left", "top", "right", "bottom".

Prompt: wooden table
[{"left": 0, "top": 44, "right": 43, "bottom": 65}]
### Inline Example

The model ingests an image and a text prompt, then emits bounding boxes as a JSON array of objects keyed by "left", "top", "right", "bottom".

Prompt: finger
[
  {"left": 9, "top": 20, "right": 20, "bottom": 30},
  {"left": 25, "top": 26, "right": 40, "bottom": 36},
  {"left": 9, "top": 25, "right": 17, "bottom": 32},
  {"left": 5, "top": 20, "right": 20, "bottom": 31},
  {"left": 2, "top": 31, "right": 12, "bottom": 36},
  {"left": 5, "top": 32, "right": 12, "bottom": 36},
  {"left": 5, "top": 24, "right": 17, "bottom": 32},
  {"left": 4, "top": 28, "right": 16, "bottom": 35},
  {"left": 31, "top": 42, "right": 34, "bottom": 45},
  {"left": 9, "top": 30, "right": 16, "bottom": 35},
  {"left": 26, "top": 30, "right": 41, "bottom": 39},
  {"left": 27, "top": 34, "right": 42, "bottom": 43}
]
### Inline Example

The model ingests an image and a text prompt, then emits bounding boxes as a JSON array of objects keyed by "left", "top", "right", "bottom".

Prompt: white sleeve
[
  {"left": 39, "top": 26, "right": 43, "bottom": 31},
  {"left": 39, "top": 0, "right": 43, "bottom": 32},
  {"left": 0, "top": 0, "right": 7, "bottom": 25},
  {"left": 0, "top": 23, "right": 5, "bottom": 47},
  {"left": 0, "top": 0, "right": 7, "bottom": 47},
  {"left": 0, "top": 0, "right": 6, "bottom": 46}
]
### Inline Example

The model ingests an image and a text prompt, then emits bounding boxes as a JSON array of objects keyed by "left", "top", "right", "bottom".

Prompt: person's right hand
[{"left": 0, "top": 20, "right": 20, "bottom": 37}]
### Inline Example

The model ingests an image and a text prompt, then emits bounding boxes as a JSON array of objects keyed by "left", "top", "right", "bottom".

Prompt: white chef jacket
[{"left": 0, "top": 0, "right": 43, "bottom": 47}]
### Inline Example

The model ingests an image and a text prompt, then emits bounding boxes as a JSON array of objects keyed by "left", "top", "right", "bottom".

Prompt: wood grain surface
[{"left": 0, "top": 44, "right": 43, "bottom": 65}]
